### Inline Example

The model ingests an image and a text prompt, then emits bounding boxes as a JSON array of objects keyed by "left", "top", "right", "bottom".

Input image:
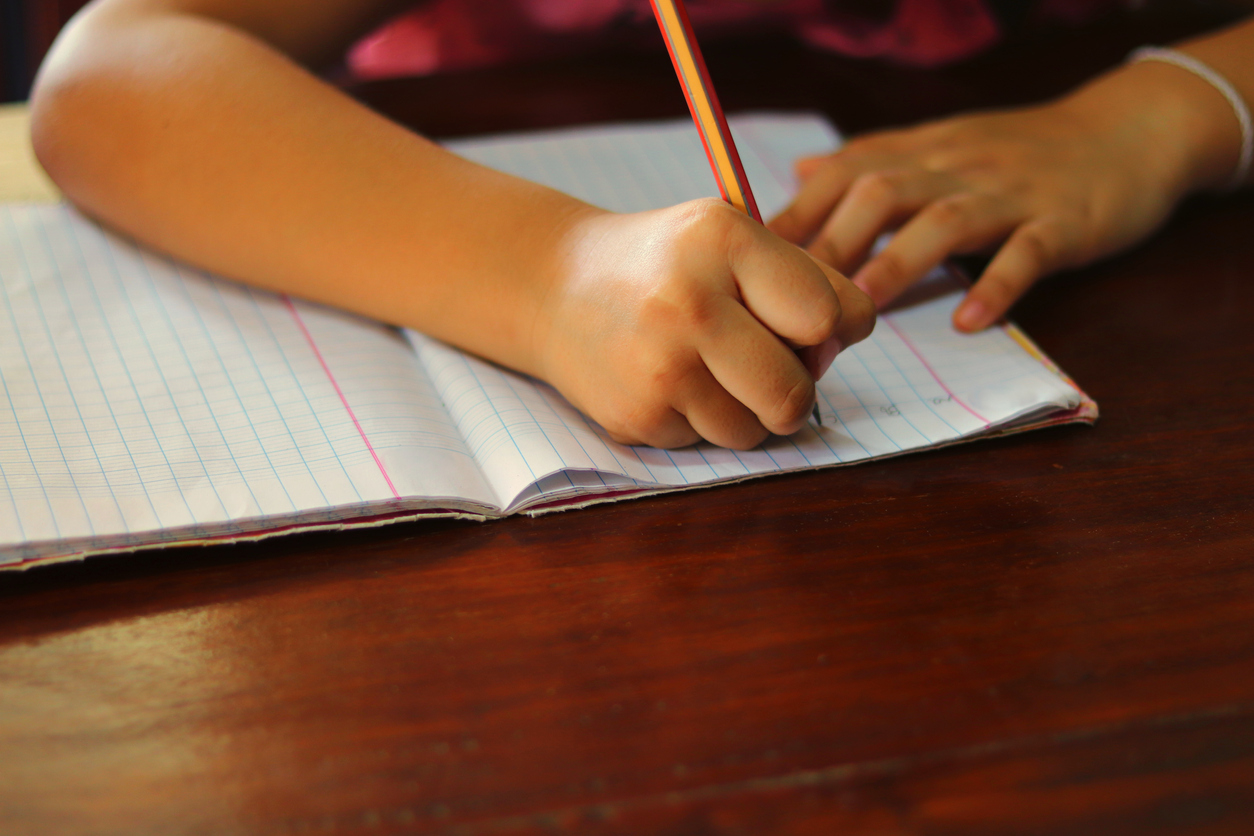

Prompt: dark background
[
  {"left": 4, "top": 0, "right": 1251, "bottom": 104},
  {"left": 1, "top": 0, "right": 86, "bottom": 101}
]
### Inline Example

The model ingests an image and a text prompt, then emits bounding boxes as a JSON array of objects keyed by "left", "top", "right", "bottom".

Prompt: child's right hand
[
  {"left": 32, "top": 0, "right": 876, "bottom": 453},
  {"left": 535, "top": 198, "right": 876, "bottom": 450}
]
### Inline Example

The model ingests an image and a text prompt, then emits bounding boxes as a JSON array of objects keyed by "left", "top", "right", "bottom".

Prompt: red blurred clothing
[{"left": 348, "top": 0, "right": 1116, "bottom": 78}]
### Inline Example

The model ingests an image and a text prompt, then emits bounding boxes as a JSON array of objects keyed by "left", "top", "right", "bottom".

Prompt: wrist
[
  {"left": 1128, "top": 46, "right": 1252, "bottom": 192},
  {"left": 525, "top": 202, "right": 614, "bottom": 385},
  {"left": 1063, "top": 57, "right": 1246, "bottom": 197}
]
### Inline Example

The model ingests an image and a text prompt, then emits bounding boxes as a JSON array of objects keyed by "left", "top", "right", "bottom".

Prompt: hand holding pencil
[
  {"left": 537, "top": 200, "right": 872, "bottom": 449},
  {"left": 535, "top": 0, "right": 871, "bottom": 449},
  {"left": 647, "top": 0, "right": 873, "bottom": 428}
]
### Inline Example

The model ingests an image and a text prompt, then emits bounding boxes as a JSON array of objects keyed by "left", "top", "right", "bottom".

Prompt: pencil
[
  {"left": 647, "top": 0, "right": 822, "bottom": 426},
  {"left": 647, "top": 0, "right": 760, "bottom": 221}
]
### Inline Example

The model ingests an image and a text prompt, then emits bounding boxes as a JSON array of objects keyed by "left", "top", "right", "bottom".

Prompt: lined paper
[
  {"left": 435, "top": 115, "right": 1084, "bottom": 510},
  {"left": 412, "top": 288, "right": 1079, "bottom": 512},
  {"left": 0, "top": 205, "right": 494, "bottom": 564},
  {"left": 0, "top": 113, "right": 1090, "bottom": 565}
]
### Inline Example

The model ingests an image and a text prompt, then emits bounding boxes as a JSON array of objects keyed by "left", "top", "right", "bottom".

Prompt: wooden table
[{"left": 3, "top": 12, "right": 1253, "bottom": 835}]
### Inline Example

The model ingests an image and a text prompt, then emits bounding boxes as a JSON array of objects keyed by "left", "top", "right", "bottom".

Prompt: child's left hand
[{"left": 767, "top": 57, "right": 1245, "bottom": 331}]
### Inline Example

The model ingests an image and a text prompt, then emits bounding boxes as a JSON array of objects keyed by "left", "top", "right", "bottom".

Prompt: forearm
[{"left": 30, "top": 3, "right": 597, "bottom": 376}]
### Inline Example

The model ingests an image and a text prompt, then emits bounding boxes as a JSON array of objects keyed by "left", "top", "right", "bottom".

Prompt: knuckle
[
  {"left": 637, "top": 278, "right": 717, "bottom": 337},
  {"left": 799, "top": 297, "right": 841, "bottom": 347},
  {"left": 643, "top": 415, "right": 701, "bottom": 449},
  {"left": 725, "top": 422, "right": 770, "bottom": 451},
  {"left": 871, "top": 249, "right": 910, "bottom": 288},
  {"left": 604, "top": 400, "right": 682, "bottom": 449},
  {"left": 927, "top": 195, "right": 972, "bottom": 230},
  {"left": 643, "top": 348, "right": 693, "bottom": 396},
  {"left": 808, "top": 234, "right": 842, "bottom": 268},
  {"left": 679, "top": 288, "right": 721, "bottom": 334},
  {"left": 634, "top": 287, "right": 680, "bottom": 333},
  {"left": 849, "top": 170, "right": 901, "bottom": 206},
  {"left": 1054, "top": 212, "right": 1094, "bottom": 263},
  {"left": 673, "top": 197, "right": 740, "bottom": 245},
  {"left": 1015, "top": 224, "right": 1059, "bottom": 269},
  {"left": 766, "top": 374, "right": 815, "bottom": 431},
  {"left": 650, "top": 282, "right": 719, "bottom": 336}
]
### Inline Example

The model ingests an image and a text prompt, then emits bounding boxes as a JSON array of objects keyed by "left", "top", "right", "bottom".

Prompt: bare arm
[
  {"left": 31, "top": 0, "right": 591, "bottom": 372},
  {"left": 31, "top": 0, "right": 874, "bottom": 449}
]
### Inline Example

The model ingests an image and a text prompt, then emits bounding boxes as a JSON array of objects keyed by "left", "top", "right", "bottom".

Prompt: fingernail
[
  {"left": 954, "top": 299, "right": 987, "bottom": 331},
  {"left": 812, "top": 335, "right": 843, "bottom": 380}
]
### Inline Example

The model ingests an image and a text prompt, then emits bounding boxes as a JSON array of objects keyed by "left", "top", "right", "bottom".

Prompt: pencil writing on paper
[{"left": 648, "top": 0, "right": 821, "bottom": 425}]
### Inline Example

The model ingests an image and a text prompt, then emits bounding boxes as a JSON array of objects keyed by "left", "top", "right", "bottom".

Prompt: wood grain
[{"left": 2, "top": 10, "right": 1253, "bottom": 835}]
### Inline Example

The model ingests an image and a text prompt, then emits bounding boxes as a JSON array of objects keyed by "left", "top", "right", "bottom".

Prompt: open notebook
[{"left": 0, "top": 113, "right": 1095, "bottom": 569}]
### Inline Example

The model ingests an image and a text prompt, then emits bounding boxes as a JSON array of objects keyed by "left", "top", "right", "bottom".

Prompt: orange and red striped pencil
[
  {"left": 648, "top": 0, "right": 761, "bottom": 221},
  {"left": 648, "top": 0, "right": 822, "bottom": 426}
]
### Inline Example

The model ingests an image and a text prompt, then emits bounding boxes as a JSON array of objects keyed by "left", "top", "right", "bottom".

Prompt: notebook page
[
  {"left": 447, "top": 113, "right": 829, "bottom": 217},
  {"left": 432, "top": 115, "right": 1083, "bottom": 510},
  {"left": 0, "top": 205, "right": 494, "bottom": 565}
]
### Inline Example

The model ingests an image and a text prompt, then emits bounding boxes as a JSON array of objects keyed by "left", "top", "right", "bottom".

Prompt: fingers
[
  {"left": 602, "top": 351, "right": 777, "bottom": 450},
  {"left": 695, "top": 297, "right": 818, "bottom": 438},
  {"left": 767, "top": 154, "right": 854, "bottom": 246},
  {"left": 604, "top": 408, "right": 701, "bottom": 449},
  {"left": 674, "top": 360, "right": 775, "bottom": 449},
  {"left": 583, "top": 201, "right": 880, "bottom": 450},
  {"left": 725, "top": 216, "right": 843, "bottom": 347},
  {"left": 696, "top": 241, "right": 876, "bottom": 439},
  {"left": 769, "top": 152, "right": 953, "bottom": 277},
  {"left": 807, "top": 170, "right": 953, "bottom": 274},
  {"left": 954, "top": 220, "right": 1072, "bottom": 332},
  {"left": 628, "top": 217, "right": 875, "bottom": 447},
  {"left": 775, "top": 161, "right": 1065, "bottom": 333},
  {"left": 812, "top": 253, "right": 876, "bottom": 351},
  {"left": 797, "top": 335, "right": 843, "bottom": 382},
  {"left": 727, "top": 217, "right": 875, "bottom": 354},
  {"left": 720, "top": 213, "right": 874, "bottom": 429},
  {"left": 852, "top": 194, "right": 1020, "bottom": 309}
]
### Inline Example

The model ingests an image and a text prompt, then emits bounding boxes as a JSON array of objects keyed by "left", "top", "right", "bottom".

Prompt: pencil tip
[{"left": 812, "top": 403, "right": 822, "bottom": 426}]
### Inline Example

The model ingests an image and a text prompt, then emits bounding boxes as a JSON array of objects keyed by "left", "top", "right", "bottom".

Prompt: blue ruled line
[
  {"left": 0, "top": 209, "right": 87, "bottom": 534},
  {"left": 94, "top": 226, "right": 230, "bottom": 521}
]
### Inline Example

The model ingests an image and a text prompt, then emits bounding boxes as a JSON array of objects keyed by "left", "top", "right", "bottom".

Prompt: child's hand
[
  {"left": 537, "top": 199, "right": 875, "bottom": 449},
  {"left": 768, "top": 58, "right": 1241, "bottom": 331}
]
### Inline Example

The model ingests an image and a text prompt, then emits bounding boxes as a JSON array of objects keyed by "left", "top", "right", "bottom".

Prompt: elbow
[
  {"left": 29, "top": 69, "right": 88, "bottom": 200},
  {"left": 28, "top": 8, "right": 149, "bottom": 213}
]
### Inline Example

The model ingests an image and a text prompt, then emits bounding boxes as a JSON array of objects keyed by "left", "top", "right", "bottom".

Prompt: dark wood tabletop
[{"left": 3, "top": 9, "right": 1253, "bottom": 835}]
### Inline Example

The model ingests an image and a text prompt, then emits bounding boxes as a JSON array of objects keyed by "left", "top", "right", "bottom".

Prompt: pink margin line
[
  {"left": 882, "top": 315, "right": 989, "bottom": 426},
  {"left": 282, "top": 295, "right": 400, "bottom": 499}
]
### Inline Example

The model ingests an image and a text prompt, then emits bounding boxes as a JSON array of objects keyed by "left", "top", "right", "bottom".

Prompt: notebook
[{"left": 0, "top": 113, "right": 1096, "bottom": 569}]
